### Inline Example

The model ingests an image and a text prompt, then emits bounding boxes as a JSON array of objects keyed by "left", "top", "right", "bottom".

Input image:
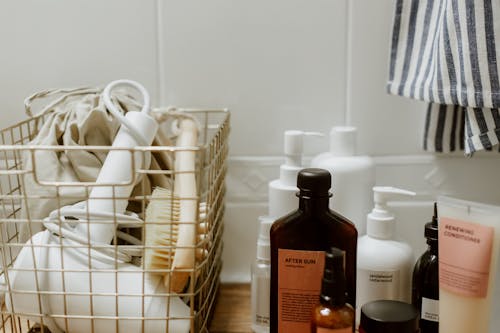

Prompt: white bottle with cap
[
  {"left": 310, "top": 126, "right": 375, "bottom": 235},
  {"left": 251, "top": 130, "right": 322, "bottom": 333},
  {"left": 251, "top": 216, "right": 273, "bottom": 333},
  {"left": 268, "top": 130, "right": 323, "bottom": 218},
  {"left": 356, "top": 186, "right": 416, "bottom": 327}
]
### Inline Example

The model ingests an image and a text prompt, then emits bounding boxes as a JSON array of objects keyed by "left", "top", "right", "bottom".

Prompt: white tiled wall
[
  {"left": 1, "top": 0, "right": 500, "bottom": 329},
  {"left": 348, "top": 0, "right": 429, "bottom": 155},
  {"left": 0, "top": 0, "right": 159, "bottom": 123},
  {"left": 159, "top": 0, "right": 347, "bottom": 156}
]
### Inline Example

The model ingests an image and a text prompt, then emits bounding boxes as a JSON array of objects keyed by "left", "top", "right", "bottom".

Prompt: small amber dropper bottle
[{"left": 311, "top": 247, "right": 354, "bottom": 333}]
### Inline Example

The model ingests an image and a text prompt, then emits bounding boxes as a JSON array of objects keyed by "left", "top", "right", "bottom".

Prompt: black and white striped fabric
[{"left": 388, "top": 0, "right": 500, "bottom": 153}]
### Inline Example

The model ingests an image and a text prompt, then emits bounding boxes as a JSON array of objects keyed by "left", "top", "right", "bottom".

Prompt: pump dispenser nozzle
[
  {"left": 329, "top": 126, "right": 357, "bottom": 157},
  {"left": 367, "top": 186, "right": 416, "bottom": 239},
  {"left": 320, "top": 247, "right": 347, "bottom": 306},
  {"left": 268, "top": 130, "right": 323, "bottom": 218},
  {"left": 281, "top": 130, "right": 324, "bottom": 184},
  {"left": 256, "top": 216, "right": 273, "bottom": 261}
]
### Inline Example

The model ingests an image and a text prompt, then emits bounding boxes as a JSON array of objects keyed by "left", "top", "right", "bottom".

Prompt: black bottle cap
[
  {"left": 320, "top": 247, "right": 346, "bottom": 306},
  {"left": 425, "top": 202, "right": 438, "bottom": 240},
  {"left": 297, "top": 168, "right": 331, "bottom": 193},
  {"left": 360, "top": 300, "right": 419, "bottom": 333}
]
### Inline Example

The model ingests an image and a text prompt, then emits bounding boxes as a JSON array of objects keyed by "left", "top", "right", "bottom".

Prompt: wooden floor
[{"left": 209, "top": 284, "right": 252, "bottom": 333}]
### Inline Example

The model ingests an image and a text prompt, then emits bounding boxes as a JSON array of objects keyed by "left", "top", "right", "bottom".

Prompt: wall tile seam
[
  {"left": 226, "top": 154, "right": 440, "bottom": 203},
  {"left": 227, "top": 154, "right": 500, "bottom": 166},
  {"left": 155, "top": 0, "right": 165, "bottom": 107}
]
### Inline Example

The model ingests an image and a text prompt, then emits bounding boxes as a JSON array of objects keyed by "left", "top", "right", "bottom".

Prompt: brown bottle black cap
[{"left": 297, "top": 168, "right": 331, "bottom": 193}]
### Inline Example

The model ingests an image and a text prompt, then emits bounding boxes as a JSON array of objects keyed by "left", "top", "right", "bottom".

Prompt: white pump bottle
[
  {"left": 356, "top": 186, "right": 416, "bottom": 327},
  {"left": 268, "top": 130, "right": 323, "bottom": 218},
  {"left": 251, "top": 130, "right": 322, "bottom": 333},
  {"left": 251, "top": 216, "right": 273, "bottom": 333}
]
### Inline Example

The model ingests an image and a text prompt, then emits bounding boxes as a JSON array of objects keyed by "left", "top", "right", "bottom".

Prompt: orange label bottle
[{"left": 270, "top": 169, "right": 357, "bottom": 333}]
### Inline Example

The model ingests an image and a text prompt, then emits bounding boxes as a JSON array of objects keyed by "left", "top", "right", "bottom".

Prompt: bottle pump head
[
  {"left": 320, "top": 247, "right": 346, "bottom": 306},
  {"left": 256, "top": 216, "right": 274, "bottom": 261},
  {"left": 280, "top": 130, "right": 323, "bottom": 186},
  {"left": 329, "top": 126, "right": 357, "bottom": 156},
  {"left": 367, "top": 186, "right": 416, "bottom": 239}
]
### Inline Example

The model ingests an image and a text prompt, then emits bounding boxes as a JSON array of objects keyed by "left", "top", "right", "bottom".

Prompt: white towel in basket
[{"left": 20, "top": 88, "right": 173, "bottom": 242}]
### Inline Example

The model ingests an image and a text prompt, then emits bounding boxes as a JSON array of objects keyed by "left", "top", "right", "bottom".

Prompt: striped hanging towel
[{"left": 387, "top": 0, "right": 500, "bottom": 153}]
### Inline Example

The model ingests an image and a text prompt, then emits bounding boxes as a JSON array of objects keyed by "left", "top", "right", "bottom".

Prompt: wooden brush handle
[{"left": 169, "top": 118, "right": 198, "bottom": 292}]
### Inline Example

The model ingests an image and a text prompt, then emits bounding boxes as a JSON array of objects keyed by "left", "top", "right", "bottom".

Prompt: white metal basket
[{"left": 0, "top": 106, "right": 230, "bottom": 333}]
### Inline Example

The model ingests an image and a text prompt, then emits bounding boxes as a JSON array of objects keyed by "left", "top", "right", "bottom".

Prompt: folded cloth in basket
[{"left": 20, "top": 87, "right": 173, "bottom": 242}]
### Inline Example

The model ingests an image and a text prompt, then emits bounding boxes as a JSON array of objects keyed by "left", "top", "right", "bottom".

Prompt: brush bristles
[
  {"left": 144, "top": 187, "right": 179, "bottom": 271},
  {"left": 144, "top": 187, "right": 209, "bottom": 273}
]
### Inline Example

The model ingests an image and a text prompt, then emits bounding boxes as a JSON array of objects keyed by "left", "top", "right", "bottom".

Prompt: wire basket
[{"left": 0, "top": 107, "right": 230, "bottom": 333}]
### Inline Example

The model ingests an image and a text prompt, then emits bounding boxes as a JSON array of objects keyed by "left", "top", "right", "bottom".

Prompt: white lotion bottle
[
  {"left": 356, "top": 186, "right": 416, "bottom": 327},
  {"left": 311, "top": 126, "right": 375, "bottom": 235},
  {"left": 268, "top": 130, "right": 323, "bottom": 218},
  {"left": 251, "top": 130, "right": 321, "bottom": 333},
  {"left": 251, "top": 216, "right": 273, "bottom": 333}
]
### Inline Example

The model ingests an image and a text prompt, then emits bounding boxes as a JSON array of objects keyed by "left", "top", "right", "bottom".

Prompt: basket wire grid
[{"left": 0, "top": 108, "right": 229, "bottom": 333}]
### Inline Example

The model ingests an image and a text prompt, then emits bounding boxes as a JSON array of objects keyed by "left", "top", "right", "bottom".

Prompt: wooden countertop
[{"left": 209, "top": 283, "right": 252, "bottom": 333}]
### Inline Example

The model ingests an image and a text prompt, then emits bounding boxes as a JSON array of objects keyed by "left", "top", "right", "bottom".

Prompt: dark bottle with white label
[
  {"left": 412, "top": 202, "right": 439, "bottom": 333},
  {"left": 270, "top": 168, "right": 357, "bottom": 333}
]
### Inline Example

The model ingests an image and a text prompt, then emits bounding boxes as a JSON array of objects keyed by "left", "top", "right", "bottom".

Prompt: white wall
[{"left": 1, "top": 0, "right": 499, "bottom": 329}]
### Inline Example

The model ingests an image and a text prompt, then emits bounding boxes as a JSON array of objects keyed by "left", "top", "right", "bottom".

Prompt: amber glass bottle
[
  {"left": 412, "top": 203, "right": 439, "bottom": 333},
  {"left": 311, "top": 247, "right": 354, "bottom": 332},
  {"left": 270, "top": 168, "right": 357, "bottom": 333}
]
